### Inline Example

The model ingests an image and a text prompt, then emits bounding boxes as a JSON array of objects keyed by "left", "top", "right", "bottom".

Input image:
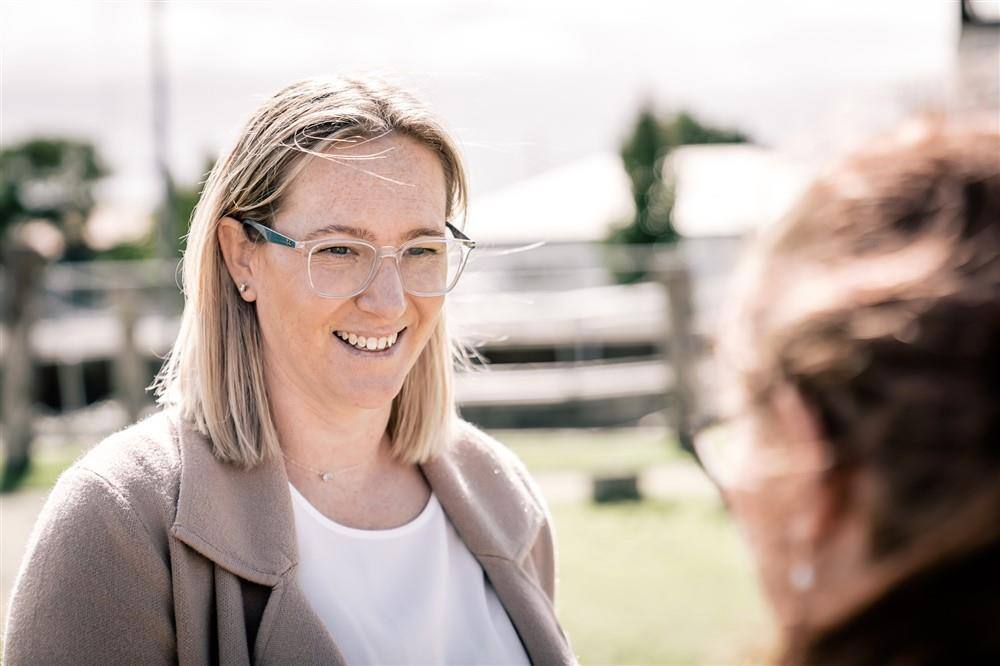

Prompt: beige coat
[{"left": 3, "top": 409, "right": 575, "bottom": 665}]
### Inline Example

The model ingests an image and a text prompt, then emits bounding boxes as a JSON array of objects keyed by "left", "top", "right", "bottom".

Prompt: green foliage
[
  {"left": 0, "top": 137, "right": 211, "bottom": 262},
  {"left": 1, "top": 443, "right": 88, "bottom": 493},
  {"left": 608, "top": 108, "right": 750, "bottom": 245},
  {"left": 0, "top": 137, "right": 107, "bottom": 261},
  {"left": 663, "top": 111, "right": 750, "bottom": 147},
  {"left": 95, "top": 232, "right": 159, "bottom": 261},
  {"left": 617, "top": 107, "right": 679, "bottom": 246},
  {"left": 96, "top": 155, "right": 211, "bottom": 261}
]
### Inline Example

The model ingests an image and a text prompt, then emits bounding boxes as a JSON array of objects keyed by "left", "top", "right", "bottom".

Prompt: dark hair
[{"left": 741, "top": 118, "right": 1000, "bottom": 558}]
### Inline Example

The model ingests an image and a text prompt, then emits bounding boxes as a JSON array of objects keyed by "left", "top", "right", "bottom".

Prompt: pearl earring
[{"left": 789, "top": 560, "right": 815, "bottom": 591}]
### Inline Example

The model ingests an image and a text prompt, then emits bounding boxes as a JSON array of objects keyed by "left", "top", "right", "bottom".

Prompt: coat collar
[{"left": 169, "top": 411, "right": 545, "bottom": 586}]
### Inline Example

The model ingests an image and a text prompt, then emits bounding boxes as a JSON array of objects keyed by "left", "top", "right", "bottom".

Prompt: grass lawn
[
  {"left": 7, "top": 443, "right": 89, "bottom": 491},
  {"left": 496, "top": 427, "right": 684, "bottom": 474},
  {"left": 553, "top": 498, "right": 774, "bottom": 665},
  {"left": 497, "top": 428, "right": 775, "bottom": 664}
]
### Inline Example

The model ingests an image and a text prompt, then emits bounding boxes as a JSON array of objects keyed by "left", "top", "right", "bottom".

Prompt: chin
[{"left": 328, "top": 381, "right": 405, "bottom": 411}]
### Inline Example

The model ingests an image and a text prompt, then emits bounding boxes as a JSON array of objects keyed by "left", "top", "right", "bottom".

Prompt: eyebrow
[{"left": 302, "top": 223, "right": 445, "bottom": 243}]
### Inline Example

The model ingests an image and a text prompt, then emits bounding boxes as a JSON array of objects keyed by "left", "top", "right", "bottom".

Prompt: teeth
[{"left": 334, "top": 329, "right": 403, "bottom": 352}]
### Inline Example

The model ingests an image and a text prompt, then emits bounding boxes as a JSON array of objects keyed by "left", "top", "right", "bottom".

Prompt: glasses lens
[
  {"left": 308, "top": 241, "right": 377, "bottom": 297},
  {"left": 694, "top": 419, "right": 749, "bottom": 489},
  {"left": 399, "top": 239, "right": 467, "bottom": 295},
  {"left": 694, "top": 415, "right": 831, "bottom": 490}
]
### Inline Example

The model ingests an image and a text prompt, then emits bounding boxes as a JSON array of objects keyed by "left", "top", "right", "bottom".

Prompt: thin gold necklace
[{"left": 281, "top": 452, "right": 365, "bottom": 482}]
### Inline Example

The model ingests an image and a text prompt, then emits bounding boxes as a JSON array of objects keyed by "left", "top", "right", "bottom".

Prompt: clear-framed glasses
[
  {"left": 691, "top": 414, "right": 759, "bottom": 491},
  {"left": 692, "top": 412, "right": 837, "bottom": 492},
  {"left": 240, "top": 219, "right": 477, "bottom": 298}
]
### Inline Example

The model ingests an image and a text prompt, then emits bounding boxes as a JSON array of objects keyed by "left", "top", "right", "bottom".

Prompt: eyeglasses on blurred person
[{"left": 695, "top": 117, "right": 1000, "bottom": 665}]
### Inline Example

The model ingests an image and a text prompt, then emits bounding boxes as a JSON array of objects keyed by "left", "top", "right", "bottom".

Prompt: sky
[{"left": 0, "top": 0, "right": 974, "bottom": 224}]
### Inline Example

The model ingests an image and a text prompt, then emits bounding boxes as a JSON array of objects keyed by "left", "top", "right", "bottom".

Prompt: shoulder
[
  {"left": 5, "top": 415, "right": 179, "bottom": 663},
  {"left": 449, "top": 419, "right": 550, "bottom": 517},
  {"left": 72, "top": 408, "right": 181, "bottom": 500},
  {"left": 444, "top": 420, "right": 560, "bottom": 600},
  {"left": 50, "top": 409, "right": 182, "bottom": 547}
]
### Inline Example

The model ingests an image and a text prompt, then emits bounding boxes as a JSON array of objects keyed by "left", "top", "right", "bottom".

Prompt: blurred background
[{"left": 2, "top": 1, "right": 997, "bottom": 662}]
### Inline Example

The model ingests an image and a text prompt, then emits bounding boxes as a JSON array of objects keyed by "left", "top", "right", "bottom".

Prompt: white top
[{"left": 288, "top": 483, "right": 530, "bottom": 666}]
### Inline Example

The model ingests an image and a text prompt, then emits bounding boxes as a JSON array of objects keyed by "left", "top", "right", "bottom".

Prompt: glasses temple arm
[
  {"left": 241, "top": 219, "right": 299, "bottom": 249},
  {"left": 446, "top": 221, "right": 475, "bottom": 244}
]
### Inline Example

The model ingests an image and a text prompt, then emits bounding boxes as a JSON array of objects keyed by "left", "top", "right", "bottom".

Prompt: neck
[
  {"left": 792, "top": 487, "right": 1000, "bottom": 645},
  {"left": 785, "top": 536, "right": 1000, "bottom": 665},
  {"left": 265, "top": 358, "right": 394, "bottom": 482}
]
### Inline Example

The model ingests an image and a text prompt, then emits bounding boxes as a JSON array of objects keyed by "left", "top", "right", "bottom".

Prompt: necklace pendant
[{"left": 320, "top": 472, "right": 334, "bottom": 482}]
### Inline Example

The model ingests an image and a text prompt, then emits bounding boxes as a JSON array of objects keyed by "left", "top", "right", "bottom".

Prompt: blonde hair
[{"left": 153, "top": 76, "right": 469, "bottom": 468}]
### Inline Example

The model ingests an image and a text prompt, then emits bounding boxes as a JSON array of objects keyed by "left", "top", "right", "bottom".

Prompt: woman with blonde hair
[{"left": 4, "top": 76, "right": 575, "bottom": 664}]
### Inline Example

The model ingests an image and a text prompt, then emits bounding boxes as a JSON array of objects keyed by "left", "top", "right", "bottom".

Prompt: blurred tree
[
  {"left": 606, "top": 107, "right": 750, "bottom": 282},
  {"left": 611, "top": 106, "right": 678, "bottom": 247},
  {"left": 1, "top": 138, "right": 107, "bottom": 260},
  {"left": 97, "top": 155, "right": 211, "bottom": 260},
  {"left": 663, "top": 111, "right": 750, "bottom": 147},
  {"left": 1, "top": 137, "right": 107, "bottom": 491}
]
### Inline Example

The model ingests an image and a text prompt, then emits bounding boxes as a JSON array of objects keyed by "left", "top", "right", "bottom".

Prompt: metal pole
[{"left": 149, "top": 1, "right": 177, "bottom": 261}]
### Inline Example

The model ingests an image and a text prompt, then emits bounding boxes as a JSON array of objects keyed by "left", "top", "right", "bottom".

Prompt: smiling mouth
[{"left": 333, "top": 327, "right": 407, "bottom": 354}]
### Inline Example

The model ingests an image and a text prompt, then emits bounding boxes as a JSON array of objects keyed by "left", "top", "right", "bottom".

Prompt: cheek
[
  {"left": 255, "top": 256, "right": 298, "bottom": 315},
  {"left": 728, "top": 489, "right": 786, "bottom": 567},
  {"left": 412, "top": 297, "right": 444, "bottom": 336},
  {"left": 254, "top": 263, "right": 337, "bottom": 350},
  {"left": 726, "top": 482, "right": 809, "bottom": 627}
]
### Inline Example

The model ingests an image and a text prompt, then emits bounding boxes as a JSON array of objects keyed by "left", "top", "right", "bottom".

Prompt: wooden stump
[{"left": 591, "top": 473, "right": 642, "bottom": 503}]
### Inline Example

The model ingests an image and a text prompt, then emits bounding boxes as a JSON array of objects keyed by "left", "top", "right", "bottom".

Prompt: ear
[{"left": 217, "top": 217, "right": 259, "bottom": 301}]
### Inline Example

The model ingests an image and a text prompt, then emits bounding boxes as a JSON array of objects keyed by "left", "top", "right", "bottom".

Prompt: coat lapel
[
  {"left": 170, "top": 412, "right": 293, "bottom": 586},
  {"left": 422, "top": 423, "right": 574, "bottom": 664},
  {"left": 169, "top": 412, "right": 345, "bottom": 664}
]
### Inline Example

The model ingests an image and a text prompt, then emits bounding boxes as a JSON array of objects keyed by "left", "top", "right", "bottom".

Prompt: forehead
[{"left": 277, "top": 133, "right": 448, "bottom": 241}]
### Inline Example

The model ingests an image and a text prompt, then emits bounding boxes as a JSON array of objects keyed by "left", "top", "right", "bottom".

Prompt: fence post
[
  {"left": 656, "top": 250, "right": 698, "bottom": 454},
  {"left": 1, "top": 247, "right": 46, "bottom": 490},
  {"left": 113, "top": 287, "right": 147, "bottom": 423}
]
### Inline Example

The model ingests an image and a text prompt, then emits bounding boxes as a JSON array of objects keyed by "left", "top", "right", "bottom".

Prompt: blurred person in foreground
[
  {"left": 696, "top": 118, "right": 1000, "bottom": 665},
  {"left": 3, "top": 76, "right": 574, "bottom": 664}
]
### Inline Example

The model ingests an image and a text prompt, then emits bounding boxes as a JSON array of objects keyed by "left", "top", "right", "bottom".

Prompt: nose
[{"left": 355, "top": 253, "right": 407, "bottom": 318}]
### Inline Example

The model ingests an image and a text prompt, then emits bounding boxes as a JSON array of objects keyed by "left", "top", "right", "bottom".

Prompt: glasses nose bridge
[
  {"left": 375, "top": 245, "right": 402, "bottom": 262},
  {"left": 367, "top": 245, "right": 406, "bottom": 291}
]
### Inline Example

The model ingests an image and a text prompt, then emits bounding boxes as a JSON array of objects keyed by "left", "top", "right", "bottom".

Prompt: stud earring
[
  {"left": 789, "top": 560, "right": 815, "bottom": 591},
  {"left": 239, "top": 283, "right": 249, "bottom": 293},
  {"left": 787, "top": 515, "right": 816, "bottom": 592}
]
